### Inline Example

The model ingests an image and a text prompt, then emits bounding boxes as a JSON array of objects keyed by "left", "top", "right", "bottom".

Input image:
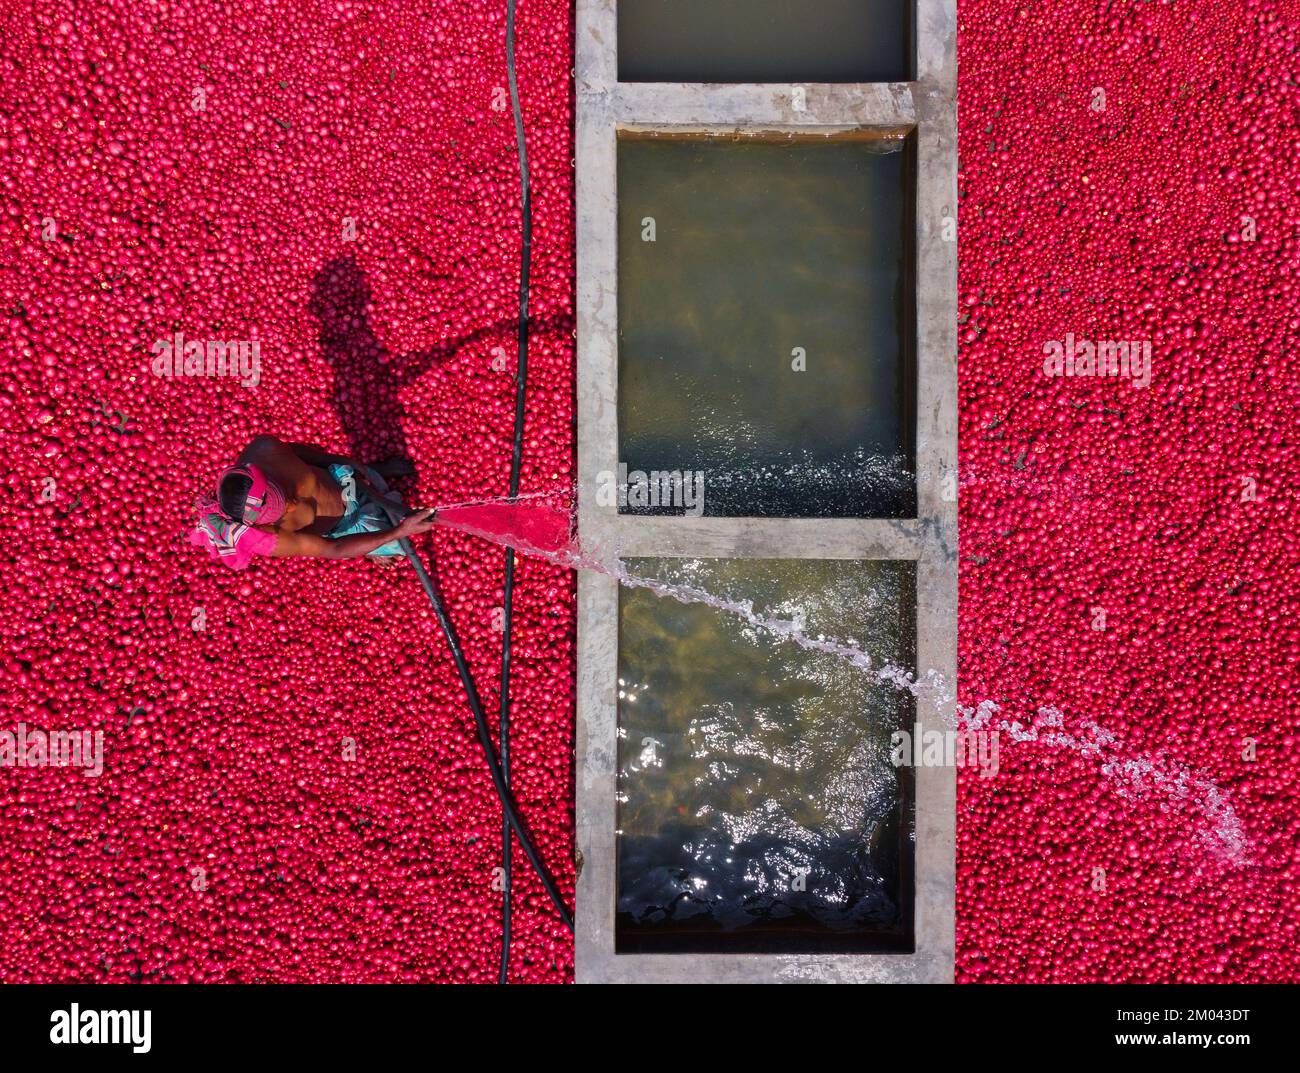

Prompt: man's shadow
[{"left": 309, "top": 255, "right": 569, "bottom": 494}]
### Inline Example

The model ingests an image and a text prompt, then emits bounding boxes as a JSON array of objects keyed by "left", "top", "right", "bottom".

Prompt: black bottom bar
[{"left": 0, "top": 982, "right": 1287, "bottom": 1060}]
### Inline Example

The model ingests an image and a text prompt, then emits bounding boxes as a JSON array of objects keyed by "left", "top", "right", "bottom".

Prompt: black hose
[
  {"left": 499, "top": 0, "right": 532, "bottom": 985},
  {"left": 372, "top": 0, "right": 557, "bottom": 973},
  {"left": 396, "top": 534, "right": 574, "bottom": 934}
]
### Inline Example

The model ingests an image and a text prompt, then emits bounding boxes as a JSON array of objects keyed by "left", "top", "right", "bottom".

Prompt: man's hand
[{"left": 394, "top": 508, "right": 437, "bottom": 540}]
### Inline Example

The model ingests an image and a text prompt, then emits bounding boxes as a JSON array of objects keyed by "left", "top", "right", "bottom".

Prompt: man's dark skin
[{"left": 237, "top": 435, "right": 435, "bottom": 558}]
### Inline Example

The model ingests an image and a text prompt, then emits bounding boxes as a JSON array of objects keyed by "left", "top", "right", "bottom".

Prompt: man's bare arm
[{"left": 268, "top": 509, "right": 436, "bottom": 559}]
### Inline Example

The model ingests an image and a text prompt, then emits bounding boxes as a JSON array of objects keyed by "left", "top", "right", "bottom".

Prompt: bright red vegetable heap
[
  {"left": 957, "top": 0, "right": 1299, "bottom": 981},
  {"left": 2, "top": 0, "right": 1297, "bottom": 986},
  {"left": 0, "top": 0, "right": 574, "bottom": 982}
]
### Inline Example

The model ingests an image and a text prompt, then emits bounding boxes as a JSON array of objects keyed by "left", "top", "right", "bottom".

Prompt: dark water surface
[
  {"left": 618, "top": 0, "right": 913, "bottom": 83},
  {"left": 617, "top": 134, "right": 915, "bottom": 518},
  {"left": 616, "top": 558, "right": 916, "bottom": 953}
]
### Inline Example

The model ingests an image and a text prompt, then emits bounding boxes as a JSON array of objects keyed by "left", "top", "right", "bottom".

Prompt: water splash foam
[{"left": 432, "top": 489, "right": 1250, "bottom": 866}]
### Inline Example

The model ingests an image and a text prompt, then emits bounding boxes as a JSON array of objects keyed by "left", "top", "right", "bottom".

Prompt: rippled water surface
[
  {"left": 616, "top": 558, "right": 916, "bottom": 953},
  {"left": 617, "top": 135, "right": 915, "bottom": 518}
]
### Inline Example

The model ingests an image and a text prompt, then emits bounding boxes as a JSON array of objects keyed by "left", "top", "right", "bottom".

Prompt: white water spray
[{"left": 430, "top": 485, "right": 1249, "bottom": 866}]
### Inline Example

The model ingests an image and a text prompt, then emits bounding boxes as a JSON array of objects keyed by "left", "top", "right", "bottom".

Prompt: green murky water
[
  {"left": 617, "top": 134, "right": 915, "bottom": 517},
  {"left": 618, "top": 0, "right": 912, "bottom": 83},
  {"left": 616, "top": 558, "right": 916, "bottom": 954}
]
